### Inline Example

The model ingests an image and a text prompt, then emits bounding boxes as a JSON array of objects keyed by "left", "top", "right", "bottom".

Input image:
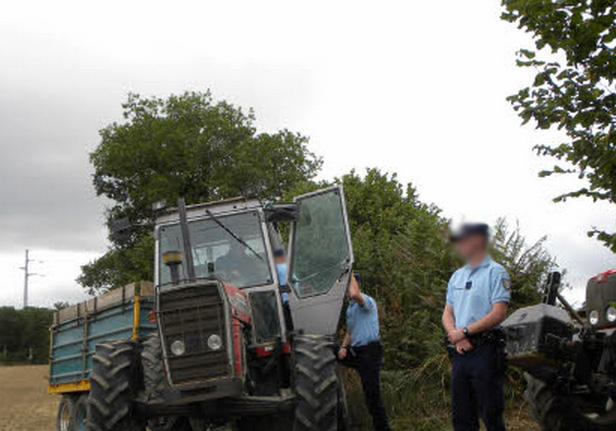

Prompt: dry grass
[
  {"left": 0, "top": 364, "right": 540, "bottom": 431},
  {"left": 0, "top": 365, "right": 58, "bottom": 431}
]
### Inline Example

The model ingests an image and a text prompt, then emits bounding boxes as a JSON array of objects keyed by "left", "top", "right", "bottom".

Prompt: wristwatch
[{"left": 463, "top": 327, "right": 471, "bottom": 337}]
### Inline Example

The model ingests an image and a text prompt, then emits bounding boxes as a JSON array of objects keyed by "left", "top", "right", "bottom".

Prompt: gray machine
[
  {"left": 503, "top": 270, "right": 616, "bottom": 431},
  {"left": 85, "top": 186, "right": 353, "bottom": 431}
]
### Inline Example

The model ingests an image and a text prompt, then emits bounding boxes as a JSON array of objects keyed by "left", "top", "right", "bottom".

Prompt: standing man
[
  {"left": 442, "top": 223, "right": 510, "bottom": 431},
  {"left": 338, "top": 273, "right": 391, "bottom": 431}
]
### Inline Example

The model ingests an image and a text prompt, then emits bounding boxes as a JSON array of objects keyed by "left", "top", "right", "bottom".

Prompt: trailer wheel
[
  {"left": 87, "top": 339, "right": 144, "bottom": 431},
  {"left": 57, "top": 394, "right": 75, "bottom": 431},
  {"left": 525, "top": 373, "right": 616, "bottom": 431},
  {"left": 292, "top": 334, "right": 340, "bottom": 431},
  {"left": 70, "top": 394, "right": 88, "bottom": 431}
]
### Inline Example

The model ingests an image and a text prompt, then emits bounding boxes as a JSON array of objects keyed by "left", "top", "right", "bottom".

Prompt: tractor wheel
[
  {"left": 141, "top": 334, "right": 191, "bottom": 431},
  {"left": 57, "top": 394, "right": 75, "bottom": 431},
  {"left": 86, "top": 339, "right": 144, "bottom": 431},
  {"left": 292, "top": 334, "right": 341, "bottom": 431},
  {"left": 142, "top": 334, "right": 165, "bottom": 400},
  {"left": 70, "top": 393, "right": 88, "bottom": 431},
  {"left": 525, "top": 373, "right": 616, "bottom": 431}
]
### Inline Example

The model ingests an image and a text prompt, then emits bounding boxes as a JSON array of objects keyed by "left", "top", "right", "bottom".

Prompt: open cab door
[{"left": 287, "top": 186, "right": 354, "bottom": 336}]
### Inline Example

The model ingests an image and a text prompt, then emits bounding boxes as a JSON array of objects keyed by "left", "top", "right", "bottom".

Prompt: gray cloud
[{"left": 0, "top": 85, "right": 107, "bottom": 252}]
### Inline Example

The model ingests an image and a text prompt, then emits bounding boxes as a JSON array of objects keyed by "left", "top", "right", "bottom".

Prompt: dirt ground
[
  {"left": 0, "top": 365, "right": 540, "bottom": 431},
  {"left": 0, "top": 365, "right": 58, "bottom": 431}
]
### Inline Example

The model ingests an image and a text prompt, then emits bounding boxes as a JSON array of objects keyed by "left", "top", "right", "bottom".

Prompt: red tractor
[{"left": 85, "top": 187, "right": 353, "bottom": 431}]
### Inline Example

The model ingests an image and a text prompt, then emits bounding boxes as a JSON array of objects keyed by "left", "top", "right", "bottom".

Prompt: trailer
[{"left": 49, "top": 282, "right": 156, "bottom": 431}]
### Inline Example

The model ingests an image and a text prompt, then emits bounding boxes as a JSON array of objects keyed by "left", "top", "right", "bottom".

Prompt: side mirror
[{"left": 162, "top": 250, "right": 183, "bottom": 285}]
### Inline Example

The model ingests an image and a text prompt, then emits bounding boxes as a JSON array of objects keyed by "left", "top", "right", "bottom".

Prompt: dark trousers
[
  {"left": 339, "top": 342, "right": 391, "bottom": 431},
  {"left": 451, "top": 344, "right": 506, "bottom": 431}
]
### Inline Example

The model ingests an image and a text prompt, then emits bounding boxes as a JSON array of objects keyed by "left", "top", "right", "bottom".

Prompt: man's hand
[
  {"left": 448, "top": 328, "right": 466, "bottom": 345},
  {"left": 349, "top": 277, "right": 363, "bottom": 306},
  {"left": 338, "top": 347, "right": 348, "bottom": 360},
  {"left": 456, "top": 339, "right": 474, "bottom": 355}
]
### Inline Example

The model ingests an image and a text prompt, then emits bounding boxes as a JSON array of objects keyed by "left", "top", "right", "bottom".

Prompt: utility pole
[{"left": 20, "top": 249, "right": 39, "bottom": 309}]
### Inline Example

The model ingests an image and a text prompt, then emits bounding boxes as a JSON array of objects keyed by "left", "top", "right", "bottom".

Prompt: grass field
[{"left": 0, "top": 365, "right": 540, "bottom": 431}]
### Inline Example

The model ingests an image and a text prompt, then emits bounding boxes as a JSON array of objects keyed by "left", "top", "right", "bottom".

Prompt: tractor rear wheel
[
  {"left": 525, "top": 373, "right": 616, "bottom": 431},
  {"left": 86, "top": 339, "right": 144, "bottom": 431},
  {"left": 292, "top": 334, "right": 341, "bottom": 431}
]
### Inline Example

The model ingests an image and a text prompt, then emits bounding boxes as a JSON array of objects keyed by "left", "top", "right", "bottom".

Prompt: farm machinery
[
  {"left": 49, "top": 186, "right": 354, "bottom": 431},
  {"left": 503, "top": 270, "right": 616, "bottom": 431}
]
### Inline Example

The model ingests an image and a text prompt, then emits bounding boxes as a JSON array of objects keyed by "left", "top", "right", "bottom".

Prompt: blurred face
[
  {"left": 274, "top": 254, "right": 286, "bottom": 265},
  {"left": 454, "top": 234, "right": 487, "bottom": 261}
]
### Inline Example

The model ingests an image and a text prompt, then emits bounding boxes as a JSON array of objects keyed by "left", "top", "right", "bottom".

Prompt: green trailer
[{"left": 49, "top": 282, "right": 156, "bottom": 431}]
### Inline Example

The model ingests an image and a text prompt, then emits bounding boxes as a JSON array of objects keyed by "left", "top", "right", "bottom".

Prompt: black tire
[
  {"left": 525, "top": 373, "right": 616, "bottom": 431},
  {"left": 87, "top": 339, "right": 144, "bottom": 431},
  {"left": 57, "top": 394, "right": 75, "bottom": 431},
  {"left": 142, "top": 334, "right": 165, "bottom": 401},
  {"left": 141, "top": 333, "right": 191, "bottom": 431},
  {"left": 70, "top": 394, "right": 88, "bottom": 431},
  {"left": 292, "top": 334, "right": 340, "bottom": 431}
]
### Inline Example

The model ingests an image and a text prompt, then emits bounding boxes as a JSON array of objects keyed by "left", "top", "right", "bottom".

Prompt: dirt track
[{"left": 0, "top": 365, "right": 57, "bottom": 431}]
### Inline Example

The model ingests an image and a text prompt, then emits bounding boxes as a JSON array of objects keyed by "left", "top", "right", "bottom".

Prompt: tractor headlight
[
  {"left": 589, "top": 310, "right": 600, "bottom": 326},
  {"left": 207, "top": 334, "right": 223, "bottom": 351},
  {"left": 170, "top": 340, "right": 186, "bottom": 356},
  {"left": 607, "top": 307, "right": 616, "bottom": 323}
]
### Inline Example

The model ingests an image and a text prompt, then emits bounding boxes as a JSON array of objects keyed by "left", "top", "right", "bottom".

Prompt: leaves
[
  {"left": 80, "top": 91, "right": 321, "bottom": 292},
  {"left": 502, "top": 0, "right": 616, "bottom": 251}
]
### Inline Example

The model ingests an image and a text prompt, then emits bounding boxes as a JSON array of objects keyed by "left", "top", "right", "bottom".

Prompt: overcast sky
[{"left": 0, "top": 0, "right": 613, "bottom": 308}]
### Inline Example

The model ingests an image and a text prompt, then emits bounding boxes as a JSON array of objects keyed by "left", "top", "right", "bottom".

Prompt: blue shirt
[
  {"left": 446, "top": 256, "right": 511, "bottom": 329},
  {"left": 276, "top": 263, "right": 289, "bottom": 304},
  {"left": 347, "top": 294, "right": 380, "bottom": 347}
]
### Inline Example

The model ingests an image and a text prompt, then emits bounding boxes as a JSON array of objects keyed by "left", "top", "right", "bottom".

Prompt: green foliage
[
  {"left": 79, "top": 91, "right": 321, "bottom": 292},
  {"left": 338, "top": 169, "right": 456, "bottom": 368},
  {"left": 0, "top": 306, "right": 53, "bottom": 364},
  {"left": 337, "top": 170, "right": 554, "bottom": 430},
  {"left": 502, "top": 0, "right": 616, "bottom": 251},
  {"left": 491, "top": 218, "right": 555, "bottom": 306}
]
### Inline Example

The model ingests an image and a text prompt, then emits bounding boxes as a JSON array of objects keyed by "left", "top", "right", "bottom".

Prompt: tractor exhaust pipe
[{"left": 178, "top": 198, "right": 196, "bottom": 282}]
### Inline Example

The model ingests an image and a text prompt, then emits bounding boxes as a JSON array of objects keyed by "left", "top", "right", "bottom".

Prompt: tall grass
[{"left": 344, "top": 354, "right": 528, "bottom": 431}]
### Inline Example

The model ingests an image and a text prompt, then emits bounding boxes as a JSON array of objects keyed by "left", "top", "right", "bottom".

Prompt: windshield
[{"left": 158, "top": 210, "right": 272, "bottom": 288}]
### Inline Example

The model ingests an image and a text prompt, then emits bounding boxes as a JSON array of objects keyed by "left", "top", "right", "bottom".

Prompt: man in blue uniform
[
  {"left": 274, "top": 248, "right": 293, "bottom": 330},
  {"left": 442, "top": 223, "right": 510, "bottom": 431},
  {"left": 338, "top": 273, "right": 391, "bottom": 431}
]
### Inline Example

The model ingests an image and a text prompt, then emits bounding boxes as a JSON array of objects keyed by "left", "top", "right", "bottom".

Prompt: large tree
[
  {"left": 79, "top": 91, "right": 321, "bottom": 293},
  {"left": 502, "top": 0, "right": 616, "bottom": 250}
]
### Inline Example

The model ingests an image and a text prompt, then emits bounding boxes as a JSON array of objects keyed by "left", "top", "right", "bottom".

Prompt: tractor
[
  {"left": 503, "top": 270, "right": 616, "bottom": 430},
  {"left": 84, "top": 186, "right": 353, "bottom": 431}
]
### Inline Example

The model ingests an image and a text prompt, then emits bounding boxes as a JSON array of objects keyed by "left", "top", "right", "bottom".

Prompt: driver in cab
[{"left": 215, "top": 241, "right": 266, "bottom": 287}]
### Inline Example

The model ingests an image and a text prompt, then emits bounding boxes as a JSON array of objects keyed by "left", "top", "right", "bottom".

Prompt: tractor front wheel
[
  {"left": 292, "top": 334, "right": 341, "bottom": 431},
  {"left": 525, "top": 373, "right": 616, "bottom": 431},
  {"left": 86, "top": 339, "right": 144, "bottom": 431}
]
